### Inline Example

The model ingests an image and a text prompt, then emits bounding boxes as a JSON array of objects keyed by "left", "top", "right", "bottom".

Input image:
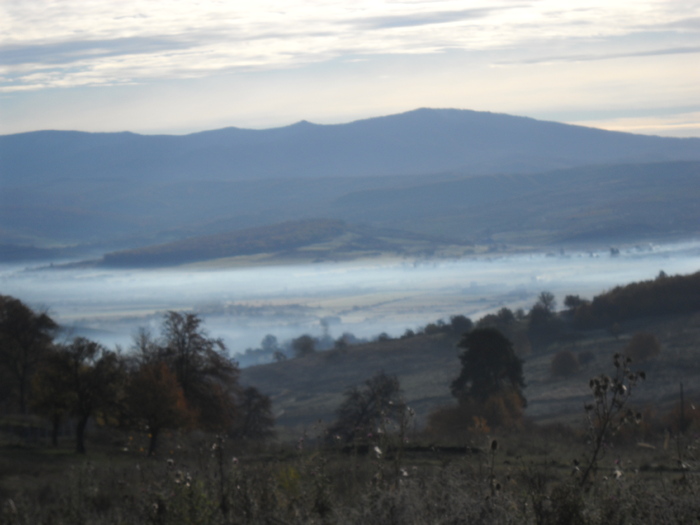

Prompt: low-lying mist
[{"left": 2, "top": 240, "right": 699, "bottom": 366}]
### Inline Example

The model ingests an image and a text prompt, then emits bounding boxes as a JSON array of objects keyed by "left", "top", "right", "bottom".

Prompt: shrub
[
  {"left": 426, "top": 390, "right": 525, "bottom": 442},
  {"left": 550, "top": 351, "right": 579, "bottom": 377},
  {"left": 624, "top": 332, "right": 661, "bottom": 362}
]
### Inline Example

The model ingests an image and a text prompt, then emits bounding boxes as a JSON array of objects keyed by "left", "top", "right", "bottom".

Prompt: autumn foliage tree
[
  {"left": 125, "top": 361, "right": 194, "bottom": 455},
  {"left": 24, "top": 306, "right": 268, "bottom": 453},
  {"left": 137, "top": 312, "right": 241, "bottom": 432},
  {"left": 429, "top": 328, "right": 527, "bottom": 437},
  {"left": 162, "top": 312, "right": 239, "bottom": 430}
]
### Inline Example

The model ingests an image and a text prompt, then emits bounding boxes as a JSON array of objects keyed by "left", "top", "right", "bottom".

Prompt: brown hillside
[{"left": 241, "top": 312, "right": 700, "bottom": 435}]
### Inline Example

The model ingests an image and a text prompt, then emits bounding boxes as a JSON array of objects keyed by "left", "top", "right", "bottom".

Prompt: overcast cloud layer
[{"left": 1, "top": 1, "right": 699, "bottom": 136}]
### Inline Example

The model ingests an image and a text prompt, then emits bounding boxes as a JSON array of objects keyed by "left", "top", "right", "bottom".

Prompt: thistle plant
[{"left": 579, "top": 353, "right": 645, "bottom": 487}]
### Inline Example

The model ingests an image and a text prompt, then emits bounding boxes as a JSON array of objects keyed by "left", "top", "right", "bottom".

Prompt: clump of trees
[
  {"left": 527, "top": 292, "right": 563, "bottom": 348},
  {"left": 0, "top": 296, "right": 274, "bottom": 454},
  {"left": 291, "top": 334, "right": 317, "bottom": 358},
  {"left": 125, "top": 312, "right": 275, "bottom": 454},
  {"left": 569, "top": 270, "right": 700, "bottom": 329},
  {"left": 33, "top": 338, "right": 123, "bottom": 453}
]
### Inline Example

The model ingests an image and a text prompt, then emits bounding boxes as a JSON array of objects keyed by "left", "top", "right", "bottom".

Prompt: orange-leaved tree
[{"left": 125, "top": 361, "right": 195, "bottom": 455}]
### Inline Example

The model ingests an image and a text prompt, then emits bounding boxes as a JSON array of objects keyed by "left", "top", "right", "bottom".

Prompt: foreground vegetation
[
  {"left": 2, "top": 269, "right": 700, "bottom": 523},
  {"left": 1, "top": 383, "right": 699, "bottom": 525}
]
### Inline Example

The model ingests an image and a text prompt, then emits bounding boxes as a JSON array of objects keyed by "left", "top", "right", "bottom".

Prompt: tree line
[
  {"left": 566, "top": 270, "right": 700, "bottom": 329},
  {"left": 0, "top": 295, "right": 273, "bottom": 454}
]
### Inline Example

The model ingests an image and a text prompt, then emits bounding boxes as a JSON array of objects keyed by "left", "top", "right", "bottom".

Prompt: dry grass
[{"left": 1, "top": 421, "right": 699, "bottom": 524}]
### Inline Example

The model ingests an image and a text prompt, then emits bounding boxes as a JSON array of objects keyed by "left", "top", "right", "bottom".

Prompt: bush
[
  {"left": 426, "top": 390, "right": 525, "bottom": 442},
  {"left": 550, "top": 351, "right": 579, "bottom": 377},
  {"left": 624, "top": 332, "right": 661, "bottom": 362}
]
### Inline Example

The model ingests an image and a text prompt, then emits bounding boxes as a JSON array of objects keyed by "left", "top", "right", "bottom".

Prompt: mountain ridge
[
  {"left": 2, "top": 108, "right": 699, "bottom": 255},
  {"left": 3, "top": 108, "right": 700, "bottom": 186}
]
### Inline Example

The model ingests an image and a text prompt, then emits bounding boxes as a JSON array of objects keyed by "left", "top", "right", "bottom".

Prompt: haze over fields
[
  {"left": 1, "top": 106, "right": 700, "bottom": 357},
  {"left": 2, "top": 241, "right": 699, "bottom": 364}
]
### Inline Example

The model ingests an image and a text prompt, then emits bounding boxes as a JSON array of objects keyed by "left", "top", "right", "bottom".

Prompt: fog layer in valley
[{"left": 2, "top": 241, "right": 699, "bottom": 365}]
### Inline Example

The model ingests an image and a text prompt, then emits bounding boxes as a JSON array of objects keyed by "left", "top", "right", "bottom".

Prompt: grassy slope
[
  {"left": 241, "top": 311, "right": 700, "bottom": 433},
  {"left": 99, "top": 218, "right": 469, "bottom": 268}
]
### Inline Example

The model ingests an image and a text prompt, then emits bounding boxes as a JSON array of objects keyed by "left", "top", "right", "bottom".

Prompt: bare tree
[
  {"left": 231, "top": 387, "right": 275, "bottom": 441},
  {"left": 327, "top": 371, "right": 403, "bottom": 443}
]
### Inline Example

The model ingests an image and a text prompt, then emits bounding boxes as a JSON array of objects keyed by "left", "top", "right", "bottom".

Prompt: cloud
[
  {"left": 350, "top": 8, "right": 495, "bottom": 29},
  {"left": 500, "top": 45, "right": 700, "bottom": 65},
  {"left": 572, "top": 111, "right": 700, "bottom": 138},
  {"left": 0, "top": 37, "right": 192, "bottom": 67},
  {"left": 656, "top": 16, "right": 700, "bottom": 30},
  {"left": 2, "top": 1, "right": 698, "bottom": 93}
]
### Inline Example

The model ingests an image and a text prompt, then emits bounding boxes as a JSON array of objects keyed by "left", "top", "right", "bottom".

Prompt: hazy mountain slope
[
  {"left": 0, "top": 172, "right": 449, "bottom": 248},
  {"left": 330, "top": 162, "right": 700, "bottom": 245},
  {"left": 2, "top": 108, "right": 700, "bottom": 253},
  {"left": 3, "top": 108, "right": 700, "bottom": 187},
  {"left": 1, "top": 161, "right": 698, "bottom": 256},
  {"left": 65, "top": 161, "right": 699, "bottom": 267}
]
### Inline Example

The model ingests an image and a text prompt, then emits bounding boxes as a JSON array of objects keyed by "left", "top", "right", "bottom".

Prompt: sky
[{"left": 1, "top": 1, "right": 699, "bottom": 137}]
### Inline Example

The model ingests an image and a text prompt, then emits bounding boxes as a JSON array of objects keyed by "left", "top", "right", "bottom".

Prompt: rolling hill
[
  {"left": 99, "top": 219, "right": 465, "bottom": 268},
  {"left": 241, "top": 306, "right": 700, "bottom": 432}
]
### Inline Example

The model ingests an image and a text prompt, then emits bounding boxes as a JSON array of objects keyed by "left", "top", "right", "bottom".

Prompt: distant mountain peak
[{"left": 287, "top": 119, "right": 317, "bottom": 129}]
